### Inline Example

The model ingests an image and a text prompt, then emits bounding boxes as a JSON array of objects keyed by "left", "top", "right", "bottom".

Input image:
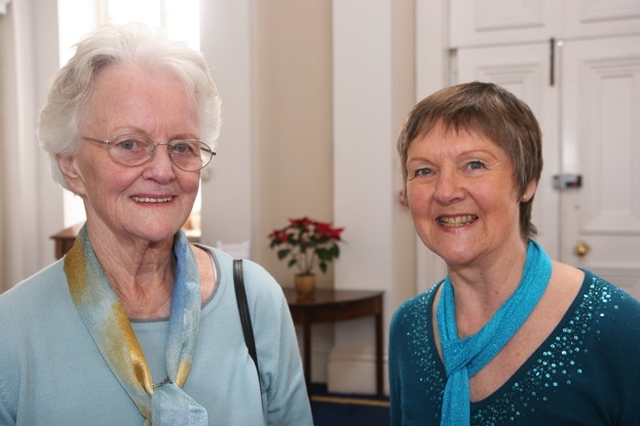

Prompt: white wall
[
  {"left": 0, "top": 0, "right": 63, "bottom": 291},
  {"left": 329, "top": 0, "right": 417, "bottom": 394},
  {"left": 199, "top": 0, "right": 254, "bottom": 251},
  {"left": 199, "top": 0, "right": 419, "bottom": 393},
  {"left": 199, "top": 0, "right": 337, "bottom": 384}
]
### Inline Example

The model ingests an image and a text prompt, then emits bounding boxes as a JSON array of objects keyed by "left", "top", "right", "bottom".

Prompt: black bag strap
[{"left": 233, "top": 259, "right": 260, "bottom": 380}]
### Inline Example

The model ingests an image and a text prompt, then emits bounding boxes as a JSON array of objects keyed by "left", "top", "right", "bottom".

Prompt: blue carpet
[{"left": 310, "top": 383, "right": 390, "bottom": 426}]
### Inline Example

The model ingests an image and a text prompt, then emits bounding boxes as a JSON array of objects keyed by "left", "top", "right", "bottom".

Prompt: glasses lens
[
  {"left": 169, "top": 141, "right": 214, "bottom": 171},
  {"left": 108, "top": 134, "right": 154, "bottom": 166}
]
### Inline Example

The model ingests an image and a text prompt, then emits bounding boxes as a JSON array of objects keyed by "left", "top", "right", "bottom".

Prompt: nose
[
  {"left": 143, "top": 144, "right": 176, "bottom": 182},
  {"left": 433, "top": 168, "right": 464, "bottom": 205}
]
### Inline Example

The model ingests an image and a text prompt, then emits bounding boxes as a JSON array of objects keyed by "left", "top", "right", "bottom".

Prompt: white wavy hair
[{"left": 37, "top": 23, "right": 222, "bottom": 190}]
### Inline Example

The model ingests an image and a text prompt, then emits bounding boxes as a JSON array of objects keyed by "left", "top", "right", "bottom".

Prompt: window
[
  {"left": 102, "top": 0, "right": 200, "bottom": 50},
  {"left": 57, "top": 0, "right": 201, "bottom": 229}
]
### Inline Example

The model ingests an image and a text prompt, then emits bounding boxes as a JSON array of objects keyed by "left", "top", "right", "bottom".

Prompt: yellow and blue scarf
[{"left": 64, "top": 224, "right": 207, "bottom": 425}]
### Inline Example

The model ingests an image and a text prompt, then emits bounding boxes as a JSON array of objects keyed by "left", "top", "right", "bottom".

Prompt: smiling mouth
[
  {"left": 132, "top": 196, "right": 174, "bottom": 203},
  {"left": 437, "top": 215, "right": 477, "bottom": 227}
]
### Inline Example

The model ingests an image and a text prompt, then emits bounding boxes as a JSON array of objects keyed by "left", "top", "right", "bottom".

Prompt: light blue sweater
[{"left": 0, "top": 247, "right": 313, "bottom": 425}]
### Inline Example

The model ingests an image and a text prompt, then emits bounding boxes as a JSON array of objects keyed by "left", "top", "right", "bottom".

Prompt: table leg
[
  {"left": 303, "top": 318, "right": 312, "bottom": 396},
  {"left": 375, "top": 309, "right": 384, "bottom": 397}
]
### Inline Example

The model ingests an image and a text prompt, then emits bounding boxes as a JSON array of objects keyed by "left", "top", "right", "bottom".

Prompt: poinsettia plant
[{"left": 268, "top": 217, "right": 344, "bottom": 275}]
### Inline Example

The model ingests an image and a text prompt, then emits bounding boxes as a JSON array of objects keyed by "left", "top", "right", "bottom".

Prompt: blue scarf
[
  {"left": 64, "top": 225, "right": 207, "bottom": 425},
  {"left": 436, "top": 240, "right": 551, "bottom": 426}
]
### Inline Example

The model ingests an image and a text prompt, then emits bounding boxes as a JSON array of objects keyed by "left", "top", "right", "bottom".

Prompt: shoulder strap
[{"left": 233, "top": 259, "right": 260, "bottom": 378}]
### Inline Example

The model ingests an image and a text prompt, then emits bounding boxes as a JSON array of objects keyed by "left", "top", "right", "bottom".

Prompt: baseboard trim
[
  {"left": 327, "top": 346, "right": 388, "bottom": 395},
  {"left": 311, "top": 395, "right": 390, "bottom": 407}
]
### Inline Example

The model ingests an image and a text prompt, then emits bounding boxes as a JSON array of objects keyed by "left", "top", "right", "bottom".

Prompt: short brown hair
[{"left": 397, "top": 81, "right": 543, "bottom": 239}]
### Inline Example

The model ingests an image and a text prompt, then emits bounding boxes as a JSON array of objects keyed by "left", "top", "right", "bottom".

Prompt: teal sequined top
[{"left": 389, "top": 270, "right": 640, "bottom": 425}]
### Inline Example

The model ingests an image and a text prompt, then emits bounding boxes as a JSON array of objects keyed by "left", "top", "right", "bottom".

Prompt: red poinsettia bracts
[{"left": 269, "top": 216, "right": 344, "bottom": 275}]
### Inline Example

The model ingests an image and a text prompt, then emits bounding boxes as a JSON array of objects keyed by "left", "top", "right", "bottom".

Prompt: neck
[
  {"left": 87, "top": 227, "right": 177, "bottom": 319},
  {"left": 446, "top": 240, "right": 529, "bottom": 337},
  {"left": 108, "top": 266, "right": 175, "bottom": 319}
]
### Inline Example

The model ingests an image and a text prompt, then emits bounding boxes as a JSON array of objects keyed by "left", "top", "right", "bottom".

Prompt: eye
[
  {"left": 414, "top": 167, "right": 433, "bottom": 177},
  {"left": 107, "top": 135, "right": 151, "bottom": 165},
  {"left": 115, "top": 138, "right": 139, "bottom": 150},
  {"left": 172, "top": 142, "right": 189, "bottom": 154},
  {"left": 111, "top": 135, "right": 150, "bottom": 152},
  {"left": 170, "top": 141, "right": 198, "bottom": 155},
  {"left": 467, "top": 160, "right": 484, "bottom": 170}
]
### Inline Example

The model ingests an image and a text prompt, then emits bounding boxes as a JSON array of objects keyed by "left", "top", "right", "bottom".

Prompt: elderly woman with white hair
[{"left": 0, "top": 24, "right": 312, "bottom": 426}]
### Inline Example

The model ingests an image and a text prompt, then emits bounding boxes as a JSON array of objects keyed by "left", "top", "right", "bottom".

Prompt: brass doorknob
[{"left": 575, "top": 241, "right": 590, "bottom": 257}]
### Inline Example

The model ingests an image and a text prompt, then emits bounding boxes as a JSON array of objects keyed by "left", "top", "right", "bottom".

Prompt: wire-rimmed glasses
[{"left": 82, "top": 133, "right": 215, "bottom": 171}]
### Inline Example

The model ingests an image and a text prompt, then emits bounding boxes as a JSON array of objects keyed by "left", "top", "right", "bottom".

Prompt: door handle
[{"left": 575, "top": 241, "right": 590, "bottom": 257}]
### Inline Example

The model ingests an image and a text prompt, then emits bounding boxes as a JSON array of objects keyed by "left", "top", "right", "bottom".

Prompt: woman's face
[
  {"left": 60, "top": 65, "right": 202, "bottom": 244},
  {"left": 405, "top": 123, "right": 533, "bottom": 269}
]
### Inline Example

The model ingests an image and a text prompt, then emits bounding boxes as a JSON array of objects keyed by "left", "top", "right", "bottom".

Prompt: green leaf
[
  {"left": 316, "top": 248, "right": 330, "bottom": 261},
  {"left": 277, "top": 248, "right": 290, "bottom": 260}
]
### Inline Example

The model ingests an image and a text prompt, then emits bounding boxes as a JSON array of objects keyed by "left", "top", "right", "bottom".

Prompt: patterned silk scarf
[
  {"left": 64, "top": 225, "right": 207, "bottom": 425},
  {"left": 436, "top": 240, "right": 552, "bottom": 426}
]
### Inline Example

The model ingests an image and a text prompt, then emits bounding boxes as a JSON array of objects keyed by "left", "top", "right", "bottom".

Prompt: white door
[
  {"left": 455, "top": 36, "right": 640, "bottom": 298},
  {"left": 559, "top": 35, "right": 640, "bottom": 299},
  {"left": 414, "top": 0, "right": 640, "bottom": 295}
]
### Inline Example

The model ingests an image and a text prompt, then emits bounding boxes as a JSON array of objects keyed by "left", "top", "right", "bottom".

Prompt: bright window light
[{"left": 107, "top": 0, "right": 161, "bottom": 28}]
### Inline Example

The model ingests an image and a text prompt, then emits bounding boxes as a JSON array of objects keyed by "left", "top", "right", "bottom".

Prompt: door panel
[
  {"left": 562, "top": 0, "right": 640, "bottom": 38},
  {"left": 450, "top": 0, "right": 640, "bottom": 47},
  {"left": 560, "top": 35, "right": 640, "bottom": 298},
  {"left": 450, "top": 0, "right": 556, "bottom": 47},
  {"left": 456, "top": 43, "right": 560, "bottom": 258}
]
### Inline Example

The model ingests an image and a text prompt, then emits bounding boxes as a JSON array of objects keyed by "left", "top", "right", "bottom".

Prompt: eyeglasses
[{"left": 82, "top": 133, "right": 216, "bottom": 172}]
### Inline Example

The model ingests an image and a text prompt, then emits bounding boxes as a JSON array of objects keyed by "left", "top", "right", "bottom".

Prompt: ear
[
  {"left": 56, "top": 154, "right": 86, "bottom": 196},
  {"left": 521, "top": 179, "right": 538, "bottom": 202}
]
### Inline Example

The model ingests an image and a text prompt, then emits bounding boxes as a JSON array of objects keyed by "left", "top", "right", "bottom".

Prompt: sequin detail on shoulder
[{"left": 471, "top": 274, "right": 624, "bottom": 424}]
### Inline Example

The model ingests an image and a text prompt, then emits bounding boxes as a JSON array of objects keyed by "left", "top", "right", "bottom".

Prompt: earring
[{"left": 521, "top": 195, "right": 528, "bottom": 202}]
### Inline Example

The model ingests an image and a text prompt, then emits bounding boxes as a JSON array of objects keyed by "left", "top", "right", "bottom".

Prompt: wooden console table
[
  {"left": 283, "top": 288, "right": 384, "bottom": 397},
  {"left": 51, "top": 223, "right": 84, "bottom": 259}
]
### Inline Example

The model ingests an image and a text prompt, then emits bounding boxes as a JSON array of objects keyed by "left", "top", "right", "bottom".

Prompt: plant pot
[{"left": 294, "top": 273, "right": 316, "bottom": 298}]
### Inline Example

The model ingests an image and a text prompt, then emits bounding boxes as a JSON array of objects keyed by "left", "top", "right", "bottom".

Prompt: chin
[
  {"left": 428, "top": 242, "right": 477, "bottom": 266},
  {"left": 129, "top": 222, "right": 182, "bottom": 243}
]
